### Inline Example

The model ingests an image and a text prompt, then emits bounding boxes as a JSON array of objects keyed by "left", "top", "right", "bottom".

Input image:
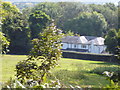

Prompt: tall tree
[
  {"left": 29, "top": 10, "right": 50, "bottom": 39},
  {"left": 116, "top": 30, "right": 120, "bottom": 61},
  {"left": 0, "top": 1, "right": 19, "bottom": 54},
  {"left": 89, "top": 3, "right": 118, "bottom": 30},
  {"left": 31, "top": 2, "right": 92, "bottom": 30},
  {"left": 104, "top": 29, "right": 118, "bottom": 54},
  {"left": 28, "top": 2, "right": 118, "bottom": 34},
  {"left": 2, "top": 12, "right": 31, "bottom": 54},
  {"left": 64, "top": 11, "right": 107, "bottom": 36}
]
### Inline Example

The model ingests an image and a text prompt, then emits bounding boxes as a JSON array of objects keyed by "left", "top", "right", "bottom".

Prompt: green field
[{"left": 1, "top": 55, "right": 120, "bottom": 88}]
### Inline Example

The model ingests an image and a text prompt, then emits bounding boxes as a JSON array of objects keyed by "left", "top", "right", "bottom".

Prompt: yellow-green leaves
[{"left": 0, "top": 32, "right": 10, "bottom": 54}]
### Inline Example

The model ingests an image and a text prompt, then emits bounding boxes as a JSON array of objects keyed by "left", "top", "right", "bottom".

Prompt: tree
[
  {"left": 0, "top": 1, "right": 18, "bottom": 54},
  {"left": 0, "top": 1, "right": 19, "bottom": 18},
  {"left": 32, "top": 2, "right": 92, "bottom": 31},
  {"left": 29, "top": 10, "right": 50, "bottom": 39},
  {"left": 16, "top": 22, "right": 63, "bottom": 84},
  {"left": 65, "top": 30, "right": 75, "bottom": 36},
  {"left": 2, "top": 12, "right": 31, "bottom": 54},
  {"left": 1, "top": 0, "right": 31, "bottom": 54},
  {"left": 104, "top": 3, "right": 117, "bottom": 11},
  {"left": 116, "top": 30, "right": 120, "bottom": 61},
  {"left": 0, "top": 32, "right": 10, "bottom": 54},
  {"left": 64, "top": 11, "right": 107, "bottom": 36},
  {"left": 89, "top": 4, "right": 118, "bottom": 30},
  {"left": 104, "top": 29, "right": 118, "bottom": 54}
]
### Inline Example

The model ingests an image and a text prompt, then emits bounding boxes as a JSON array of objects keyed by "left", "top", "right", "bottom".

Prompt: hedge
[{"left": 62, "top": 51, "right": 119, "bottom": 63}]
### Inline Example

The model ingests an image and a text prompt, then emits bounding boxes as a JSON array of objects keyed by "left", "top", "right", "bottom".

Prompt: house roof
[
  {"left": 84, "top": 36, "right": 97, "bottom": 41},
  {"left": 62, "top": 36, "right": 105, "bottom": 45},
  {"left": 89, "top": 37, "right": 105, "bottom": 45},
  {"left": 62, "top": 36, "right": 88, "bottom": 44}
]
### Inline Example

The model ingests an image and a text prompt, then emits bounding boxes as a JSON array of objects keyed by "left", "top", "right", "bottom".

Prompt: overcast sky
[{"left": 3, "top": 0, "right": 120, "bottom": 2}]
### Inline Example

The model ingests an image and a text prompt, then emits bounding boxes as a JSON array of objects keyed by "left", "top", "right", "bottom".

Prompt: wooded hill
[
  {"left": 27, "top": 2, "right": 118, "bottom": 36},
  {"left": 1, "top": 1, "right": 120, "bottom": 54}
]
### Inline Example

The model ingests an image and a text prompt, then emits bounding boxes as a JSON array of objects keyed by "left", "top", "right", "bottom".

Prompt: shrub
[
  {"left": 62, "top": 51, "right": 118, "bottom": 63},
  {"left": 103, "top": 71, "right": 120, "bottom": 89},
  {"left": 15, "top": 22, "right": 63, "bottom": 84}
]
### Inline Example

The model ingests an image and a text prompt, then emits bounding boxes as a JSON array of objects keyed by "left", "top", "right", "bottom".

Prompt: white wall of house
[
  {"left": 62, "top": 43, "right": 106, "bottom": 54},
  {"left": 62, "top": 43, "right": 89, "bottom": 50},
  {"left": 62, "top": 43, "right": 68, "bottom": 49},
  {"left": 89, "top": 44, "right": 106, "bottom": 54},
  {"left": 80, "top": 44, "right": 89, "bottom": 49}
]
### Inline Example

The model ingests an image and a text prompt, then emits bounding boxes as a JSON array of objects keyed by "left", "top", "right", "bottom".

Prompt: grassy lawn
[
  {"left": 1, "top": 55, "right": 120, "bottom": 88},
  {"left": 1, "top": 55, "right": 27, "bottom": 82}
]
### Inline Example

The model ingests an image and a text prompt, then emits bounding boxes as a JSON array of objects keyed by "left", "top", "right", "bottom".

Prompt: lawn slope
[{"left": 1, "top": 55, "right": 120, "bottom": 88}]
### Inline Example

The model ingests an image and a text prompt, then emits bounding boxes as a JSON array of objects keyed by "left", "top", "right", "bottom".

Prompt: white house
[{"left": 61, "top": 36, "right": 106, "bottom": 54}]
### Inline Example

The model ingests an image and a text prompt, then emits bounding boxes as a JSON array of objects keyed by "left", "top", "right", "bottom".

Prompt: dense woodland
[{"left": 0, "top": 1, "right": 120, "bottom": 55}]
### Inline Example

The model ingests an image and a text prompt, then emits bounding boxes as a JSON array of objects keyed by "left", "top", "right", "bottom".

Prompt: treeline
[
  {"left": 31, "top": 2, "right": 118, "bottom": 36},
  {"left": 0, "top": 1, "right": 120, "bottom": 54}
]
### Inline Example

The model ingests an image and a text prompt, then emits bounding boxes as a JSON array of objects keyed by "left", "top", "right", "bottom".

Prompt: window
[
  {"left": 74, "top": 44, "right": 77, "bottom": 48},
  {"left": 81, "top": 45, "right": 86, "bottom": 48}
]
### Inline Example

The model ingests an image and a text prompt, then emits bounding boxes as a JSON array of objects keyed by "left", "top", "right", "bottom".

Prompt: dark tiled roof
[
  {"left": 62, "top": 36, "right": 105, "bottom": 45},
  {"left": 84, "top": 36, "right": 97, "bottom": 41},
  {"left": 62, "top": 36, "right": 88, "bottom": 44}
]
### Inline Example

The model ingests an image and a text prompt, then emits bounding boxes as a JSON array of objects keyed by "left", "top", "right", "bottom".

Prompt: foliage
[
  {"left": 16, "top": 60, "right": 38, "bottom": 82},
  {"left": 2, "top": 12, "right": 31, "bottom": 54},
  {"left": 0, "top": 1, "right": 20, "bottom": 19},
  {"left": 116, "top": 30, "right": 120, "bottom": 62},
  {"left": 1, "top": 2, "right": 119, "bottom": 54},
  {"left": 103, "top": 71, "right": 120, "bottom": 89},
  {"left": 32, "top": 2, "right": 91, "bottom": 29},
  {"left": 104, "top": 80, "right": 120, "bottom": 89},
  {"left": 16, "top": 22, "right": 63, "bottom": 84},
  {"left": 63, "top": 51, "right": 117, "bottom": 62},
  {"left": 30, "top": 2, "right": 118, "bottom": 36},
  {"left": 1, "top": 1, "right": 31, "bottom": 54},
  {"left": 1, "top": 1, "right": 19, "bottom": 13},
  {"left": 0, "top": 32, "right": 10, "bottom": 54},
  {"left": 64, "top": 11, "right": 107, "bottom": 36},
  {"left": 91, "top": 67, "right": 120, "bottom": 88},
  {"left": 64, "top": 30, "right": 76, "bottom": 36},
  {"left": 104, "top": 29, "right": 119, "bottom": 54},
  {"left": 90, "top": 66, "right": 120, "bottom": 75},
  {"left": 28, "top": 10, "right": 50, "bottom": 39},
  {"left": 89, "top": 3, "right": 118, "bottom": 30},
  {"left": 0, "top": 1, "right": 19, "bottom": 21}
]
